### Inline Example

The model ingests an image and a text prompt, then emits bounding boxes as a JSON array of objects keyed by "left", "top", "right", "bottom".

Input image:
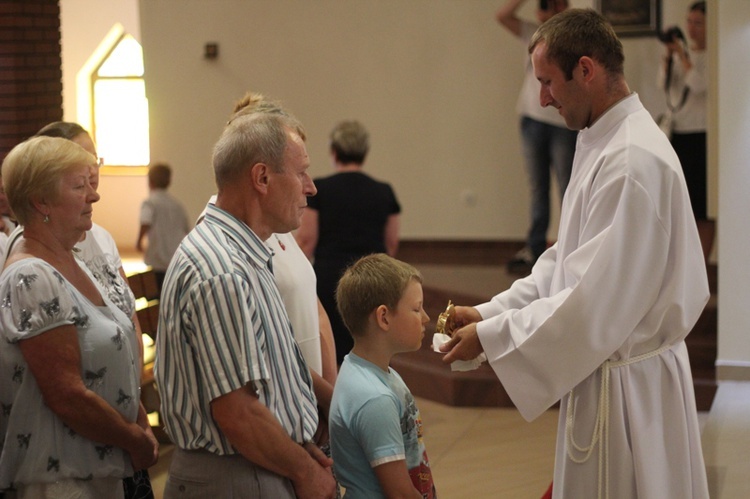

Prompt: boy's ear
[{"left": 374, "top": 304, "right": 390, "bottom": 331}]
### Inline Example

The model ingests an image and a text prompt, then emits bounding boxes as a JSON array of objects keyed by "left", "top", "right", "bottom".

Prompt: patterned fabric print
[
  {"left": 123, "top": 469, "right": 155, "bottom": 499},
  {"left": 0, "top": 258, "right": 139, "bottom": 490},
  {"left": 116, "top": 389, "right": 134, "bottom": 408},
  {"left": 84, "top": 367, "right": 108, "bottom": 388},
  {"left": 86, "top": 254, "right": 135, "bottom": 318},
  {"left": 71, "top": 306, "right": 90, "bottom": 328},
  {"left": 16, "top": 273, "right": 37, "bottom": 291},
  {"left": 40, "top": 297, "right": 60, "bottom": 317},
  {"left": 17, "top": 433, "right": 30, "bottom": 449},
  {"left": 95, "top": 445, "right": 114, "bottom": 460},
  {"left": 75, "top": 224, "right": 137, "bottom": 320},
  {"left": 17, "top": 309, "right": 32, "bottom": 332}
]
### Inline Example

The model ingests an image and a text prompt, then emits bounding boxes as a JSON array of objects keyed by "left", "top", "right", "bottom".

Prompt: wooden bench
[{"left": 126, "top": 267, "right": 168, "bottom": 441}]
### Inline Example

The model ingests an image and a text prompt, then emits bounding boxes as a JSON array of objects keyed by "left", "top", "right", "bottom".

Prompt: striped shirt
[{"left": 154, "top": 204, "right": 318, "bottom": 454}]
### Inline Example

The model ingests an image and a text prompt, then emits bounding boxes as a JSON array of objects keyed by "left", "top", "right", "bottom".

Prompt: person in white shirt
[
  {"left": 657, "top": 1, "right": 712, "bottom": 258},
  {"left": 441, "top": 9, "right": 709, "bottom": 498},
  {"left": 496, "top": 0, "right": 578, "bottom": 273},
  {"left": 136, "top": 163, "right": 190, "bottom": 290}
]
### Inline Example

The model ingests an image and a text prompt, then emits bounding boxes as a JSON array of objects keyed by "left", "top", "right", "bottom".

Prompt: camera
[{"left": 658, "top": 26, "right": 685, "bottom": 44}]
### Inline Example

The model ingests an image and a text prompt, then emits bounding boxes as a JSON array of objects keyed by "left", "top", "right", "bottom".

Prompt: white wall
[
  {"left": 716, "top": 0, "right": 750, "bottom": 379},
  {"left": 136, "top": 0, "right": 701, "bottom": 241},
  {"left": 61, "top": 0, "right": 701, "bottom": 245}
]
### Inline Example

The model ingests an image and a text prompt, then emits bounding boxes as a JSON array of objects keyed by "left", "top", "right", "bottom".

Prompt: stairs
[{"left": 393, "top": 241, "right": 718, "bottom": 411}]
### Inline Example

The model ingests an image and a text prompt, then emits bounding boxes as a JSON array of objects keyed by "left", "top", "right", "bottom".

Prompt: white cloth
[
  {"left": 0, "top": 225, "right": 23, "bottom": 269},
  {"left": 266, "top": 232, "right": 323, "bottom": 375},
  {"left": 516, "top": 20, "right": 568, "bottom": 127},
  {"left": 0, "top": 232, "right": 7, "bottom": 256},
  {"left": 431, "top": 333, "right": 485, "bottom": 372},
  {"left": 475, "top": 94, "right": 709, "bottom": 498},
  {"left": 139, "top": 189, "right": 189, "bottom": 271},
  {"left": 75, "top": 223, "right": 135, "bottom": 319},
  {"left": 1, "top": 216, "right": 15, "bottom": 236},
  {"left": 76, "top": 223, "right": 123, "bottom": 268}
]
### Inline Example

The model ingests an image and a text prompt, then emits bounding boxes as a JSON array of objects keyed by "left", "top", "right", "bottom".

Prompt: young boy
[
  {"left": 136, "top": 163, "right": 189, "bottom": 290},
  {"left": 329, "top": 253, "right": 437, "bottom": 498}
]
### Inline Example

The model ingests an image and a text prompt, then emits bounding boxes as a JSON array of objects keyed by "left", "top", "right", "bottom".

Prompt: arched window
[
  {"left": 92, "top": 33, "right": 149, "bottom": 167},
  {"left": 78, "top": 25, "right": 149, "bottom": 173}
]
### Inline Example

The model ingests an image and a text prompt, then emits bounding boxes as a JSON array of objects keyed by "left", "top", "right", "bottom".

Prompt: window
[{"left": 82, "top": 31, "right": 150, "bottom": 174}]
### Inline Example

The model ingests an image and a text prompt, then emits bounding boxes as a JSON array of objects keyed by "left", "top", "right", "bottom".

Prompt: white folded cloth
[{"left": 431, "top": 333, "right": 486, "bottom": 372}]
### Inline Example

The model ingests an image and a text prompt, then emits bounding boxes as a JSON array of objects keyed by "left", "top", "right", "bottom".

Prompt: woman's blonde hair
[{"left": 2, "top": 136, "right": 95, "bottom": 225}]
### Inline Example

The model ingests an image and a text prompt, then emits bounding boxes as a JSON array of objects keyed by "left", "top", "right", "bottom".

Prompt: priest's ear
[{"left": 577, "top": 56, "right": 596, "bottom": 83}]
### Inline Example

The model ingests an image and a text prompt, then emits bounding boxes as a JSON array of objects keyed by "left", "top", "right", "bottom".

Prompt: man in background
[{"left": 497, "top": 0, "right": 577, "bottom": 273}]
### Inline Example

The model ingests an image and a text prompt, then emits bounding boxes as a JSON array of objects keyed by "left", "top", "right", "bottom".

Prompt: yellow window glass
[{"left": 92, "top": 34, "right": 149, "bottom": 167}]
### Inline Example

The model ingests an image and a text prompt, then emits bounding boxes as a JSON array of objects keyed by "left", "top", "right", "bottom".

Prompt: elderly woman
[
  {"left": 31, "top": 122, "right": 156, "bottom": 498},
  {"left": 34, "top": 122, "right": 137, "bottom": 318},
  {"left": 0, "top": 137, "right": 157, "bottom": 498}
]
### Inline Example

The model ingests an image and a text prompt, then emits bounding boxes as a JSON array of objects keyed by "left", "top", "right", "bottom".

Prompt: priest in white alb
[{"left": 441, "top": 9, "right": 709, "bottom": 499}]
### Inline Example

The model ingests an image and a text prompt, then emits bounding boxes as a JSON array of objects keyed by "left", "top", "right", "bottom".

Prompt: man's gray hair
[{"left": 212, "top": 112, "right": 303, "bottom": 187}]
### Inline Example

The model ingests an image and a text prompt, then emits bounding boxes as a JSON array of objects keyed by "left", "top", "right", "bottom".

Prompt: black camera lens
[{"left": 658, "top": 26, "right": 685, "bottom": 43}]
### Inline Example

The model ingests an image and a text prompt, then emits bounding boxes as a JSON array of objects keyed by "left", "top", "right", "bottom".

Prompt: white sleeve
[
  {"left": 140, "top": 200, "right": 154, "bottom": 226},
  {"left": 477, "top": 175, "right": 671, "bottom": 421}
]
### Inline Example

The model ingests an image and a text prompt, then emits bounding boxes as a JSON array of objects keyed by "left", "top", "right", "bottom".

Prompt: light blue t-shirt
[{"left": 329, "top": 353, "right": 436, "bottom": 498}]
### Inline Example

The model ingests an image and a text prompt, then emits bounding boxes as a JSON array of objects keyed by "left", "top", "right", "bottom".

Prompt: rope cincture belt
[{"left": 564, "top": 343, "right": 673, "bottom": 499}]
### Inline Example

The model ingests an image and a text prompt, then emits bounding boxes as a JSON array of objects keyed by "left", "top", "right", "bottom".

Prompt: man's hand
[
  {"left": 128, "top": 424, "right": 160, "bottom": 471},
  {"left": 293, "top": 447, "right": 337, "bottom": 499},
  {"left": 439, "top": 322, "right": 484, "bottom": 363},
  {"left": 302, "top": 441, "right": 333, "bottom": 468}
]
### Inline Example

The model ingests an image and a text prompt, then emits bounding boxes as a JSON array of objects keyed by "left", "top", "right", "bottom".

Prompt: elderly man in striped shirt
[{"left": 154, "top": 108, "right": 337, "bottom": 498}]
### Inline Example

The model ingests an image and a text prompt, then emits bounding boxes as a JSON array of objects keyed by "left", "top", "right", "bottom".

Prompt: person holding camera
[
  {"left": 496, "top": 0, "right": 578, "bottom": 275},
  {"left": 657, "top": 1, "right": 712, "bottom": 259}
]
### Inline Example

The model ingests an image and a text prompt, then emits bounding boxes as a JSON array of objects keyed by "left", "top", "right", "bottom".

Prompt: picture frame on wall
[{"left": 597, "top": 0, "right": 661, "bottom": 37}]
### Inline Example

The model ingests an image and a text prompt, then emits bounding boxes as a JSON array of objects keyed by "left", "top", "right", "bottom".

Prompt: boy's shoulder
[{"left": 333, "top": 355, "right": 409, "bottom": 406}]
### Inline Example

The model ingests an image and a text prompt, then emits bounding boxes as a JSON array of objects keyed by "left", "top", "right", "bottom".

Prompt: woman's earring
[{"left": 43, "top": 214, "right": 49, "bottom": 224}]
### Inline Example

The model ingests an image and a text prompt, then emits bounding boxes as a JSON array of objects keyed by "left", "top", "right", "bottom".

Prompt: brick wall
[{"left": 0, "top": 0, "right": 63, "bottom": 160}]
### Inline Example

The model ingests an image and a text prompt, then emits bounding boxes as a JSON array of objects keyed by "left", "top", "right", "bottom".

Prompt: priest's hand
[
  {"left": 453, "top": 305, "right": 482, "bottom": 328},
  {"left": 439, "top": 322, "right": 484, "bottom": 362}
]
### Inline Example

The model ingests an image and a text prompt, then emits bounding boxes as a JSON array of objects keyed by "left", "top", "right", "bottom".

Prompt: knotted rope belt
[{"left": 564, "top": 343, "right": 673, "bottom": 499}]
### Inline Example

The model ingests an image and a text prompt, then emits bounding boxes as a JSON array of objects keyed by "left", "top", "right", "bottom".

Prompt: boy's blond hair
[{"left": 336, "top": 253, "right": 422, "bottom": 337}]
